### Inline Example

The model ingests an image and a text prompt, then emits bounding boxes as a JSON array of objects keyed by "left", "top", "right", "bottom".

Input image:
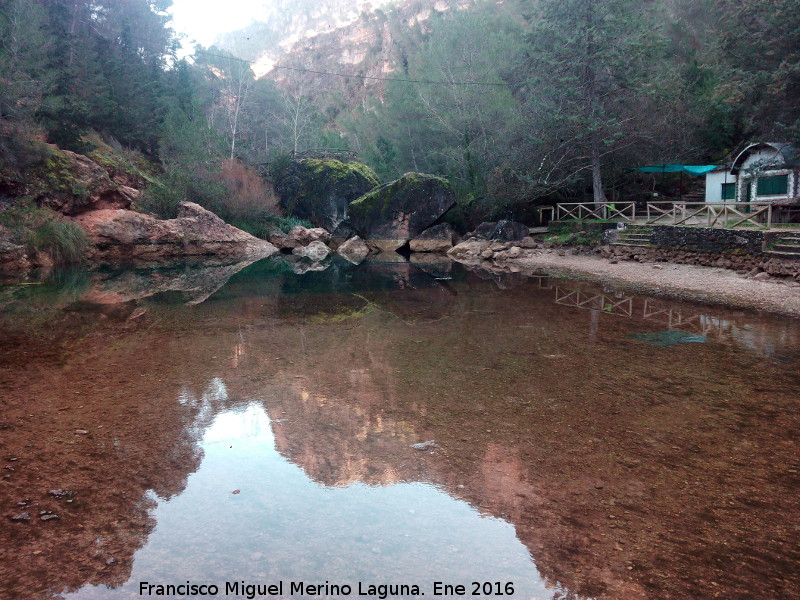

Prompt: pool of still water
[{"left": 0, "top": 257, "right": 798, "bottom": 600}]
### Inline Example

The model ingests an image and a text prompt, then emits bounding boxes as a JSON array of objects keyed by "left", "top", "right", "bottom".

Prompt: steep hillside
[
  {"left": 218, "top": 0, "right": 485, "bottom": 105},
  {"left": 215, "top": 0, "right": 400, "bottom": 75}
]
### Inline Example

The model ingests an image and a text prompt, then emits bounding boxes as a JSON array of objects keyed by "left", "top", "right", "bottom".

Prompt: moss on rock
[
  {"left": 272, "top": 158, "right": 380, "bottom": 231},
  {"left": 348, "top": 173, "right": 455, "bottom": 249}
]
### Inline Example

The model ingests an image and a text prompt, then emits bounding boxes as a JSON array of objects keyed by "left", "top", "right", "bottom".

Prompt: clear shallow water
[
  {"left": 1, "top": 256, "right": 799, "bottom": 600},
  {"left": 74, "top": 403, "right": 548, "bottom": 600}
]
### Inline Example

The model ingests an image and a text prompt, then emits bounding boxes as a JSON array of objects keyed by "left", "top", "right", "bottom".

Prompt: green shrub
[
  {"left": 137, "top": 180, "right": 184, "bottom": 219},
  {"left": 269, "top": 215, "right": 314, "bottom": 233},
  {"left": 26, "top": 220, "right": 87, "bottom": 264}
]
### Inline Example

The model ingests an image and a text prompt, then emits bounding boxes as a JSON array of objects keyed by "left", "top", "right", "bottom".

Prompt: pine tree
[{"left": 525, "top": 0, "right": 664, "bottom": 204}]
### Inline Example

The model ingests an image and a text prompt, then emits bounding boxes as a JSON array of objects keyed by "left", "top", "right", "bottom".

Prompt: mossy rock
[
  {"left": 273, "top": 158, "right": 380, "bottom": 231},
  {"left": 5, "top": 143, "right": 136, "bottom": 216},
  {"left": 348, "top": 173, "right": 455, "bottom": 251}
]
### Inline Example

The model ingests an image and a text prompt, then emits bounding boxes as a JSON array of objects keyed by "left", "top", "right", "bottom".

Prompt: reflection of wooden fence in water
[
  {"left": 518, "top": 280, "right": 799, "bottom": 357},
  {"left": 554, "top": 287, "right": 634, "bottom": 317},
  {"left": 641, "top": 299, "right": 726, "bottom": 338},
  {"left": 552, "top": 286, "right": 730, "bottom": 338}
]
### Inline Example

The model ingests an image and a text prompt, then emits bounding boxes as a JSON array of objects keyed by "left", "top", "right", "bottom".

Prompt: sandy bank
[{"left": 503, "top": 251, "right": 800, "bottom": 317}]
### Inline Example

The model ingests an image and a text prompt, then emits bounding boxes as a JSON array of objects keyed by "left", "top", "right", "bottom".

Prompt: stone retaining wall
[
  {"left": 650, "top": 226, "right": 764, "bottom": 255},
  {"left": 603, "top": 245, "right": 800, "bottom": 278}
]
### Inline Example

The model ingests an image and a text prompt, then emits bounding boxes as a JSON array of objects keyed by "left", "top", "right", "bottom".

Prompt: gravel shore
[{"left": 508, "top": 250, "right": 800, "bottom": 317}]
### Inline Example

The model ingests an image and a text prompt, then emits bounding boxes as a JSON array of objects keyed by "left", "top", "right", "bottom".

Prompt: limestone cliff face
[{"left": 221, "top": 0, "right": 475, "bottom": 103}]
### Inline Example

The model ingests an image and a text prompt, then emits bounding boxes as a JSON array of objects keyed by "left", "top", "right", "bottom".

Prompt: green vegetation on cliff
[{"left": 2, "top": 0, "right": 799, "bottom": 238}]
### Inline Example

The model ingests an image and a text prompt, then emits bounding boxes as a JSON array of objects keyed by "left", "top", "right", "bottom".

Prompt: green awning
[{"left": 633, "top": 164, "right": 717, "bottom": 175}]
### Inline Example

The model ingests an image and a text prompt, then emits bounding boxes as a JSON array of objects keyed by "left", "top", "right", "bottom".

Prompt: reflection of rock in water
[
  {"left": 465, "top": 265, "right": 530, "bottom": 290},
  {"left": 80, "top": 256, "right": 263, "bottom": 306},
  {"left": 410, "top": 253, "right": 453, "bottom": 280},
  {"left": 227, "top": 279, "right": 800, "bottom": 600},
  {"left": 274, "top": 261, "right": 457, "bottom": 323}
]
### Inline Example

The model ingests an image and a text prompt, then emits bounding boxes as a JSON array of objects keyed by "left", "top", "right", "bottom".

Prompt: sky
[{"left": 168, "top": 0, "right": 267, "bottom": 48}]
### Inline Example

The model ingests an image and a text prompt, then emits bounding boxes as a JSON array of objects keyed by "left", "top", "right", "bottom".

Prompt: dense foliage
[{"left": 1, "top": 0, "right": 798, "bottom": 230}]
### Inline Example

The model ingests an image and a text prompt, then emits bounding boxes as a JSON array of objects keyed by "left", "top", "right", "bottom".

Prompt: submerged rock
[
  {"left": 630, "top": 331, "right": 707, "bottom": 346},
  {"left": 274, "top": 159, "right": 380, "bottom": 231},
  {"left": 349, "top": 173, "right": 455, "bottom": 252},
  {"left": 411, "top": 440, "right": 437, "bottom": 451}
]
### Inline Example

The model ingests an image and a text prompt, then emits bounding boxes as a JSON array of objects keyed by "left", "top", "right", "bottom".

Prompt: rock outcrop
[
  {"left": 28, "top": 147, "right": 139, "bottom": 215},
  {"left": 409, "top": 222, "right": 455, "bottom": 252},
  {"left": 274, "top": 159, "right": 380, "bottom": 231},
  {"left": 0, "top": 226, "right": 31, "bottom": 273},
  {"left": 73, "top": 202, "right": 278, "bottom": 263},
  {"left": 348, "top": 173, "right": 456, "bottom": 252}
]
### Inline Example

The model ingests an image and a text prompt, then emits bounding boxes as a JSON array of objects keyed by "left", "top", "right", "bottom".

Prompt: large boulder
[
  {"left": 273, "top": 159, "right": 380, "bottom": 231},
  {"left": 72, "top": 202, "right": 277, "bottom": 263},
  {"left": 409, "top": 222, "right": 455, "bottom": 253},
  {"left": 348, "top": 173, "right": 456, "bottom": 252},
  {"left": 467, "top": 220, "right": 529, "bottom": 242}
]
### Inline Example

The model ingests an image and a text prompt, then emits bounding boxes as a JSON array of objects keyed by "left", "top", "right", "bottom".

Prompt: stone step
[
  {"left": 767, "top": 250, "right": 800, "bottom": 257},
  {"left": 612, "top": 241, "right": 655, "bottom": 248},
  {"left": 775, "top": 237, "right": 800, "bottom": 244},
  {"left": 773, "top": 244, "right": 800, "bottom": 252}
]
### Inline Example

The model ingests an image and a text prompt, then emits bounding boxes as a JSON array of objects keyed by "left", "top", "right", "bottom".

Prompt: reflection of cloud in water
[
  {"left": 67, "top": 402, "right": 554, "bottom": 599},
  {"left": 204, "top": 402, "right": 275, "bottom": 445}
]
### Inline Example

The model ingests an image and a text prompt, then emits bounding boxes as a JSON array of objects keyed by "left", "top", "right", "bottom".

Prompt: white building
[
  {"left": 704, "top": 166, "right": 737, "bottom": 203},
  {"left": 733, "top": 142, "right": 797, "bottom": 204}
]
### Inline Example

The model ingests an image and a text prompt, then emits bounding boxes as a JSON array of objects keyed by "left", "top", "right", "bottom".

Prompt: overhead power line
[{"left": 193, "top": 51, "right": 517, "bottom": 87}]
